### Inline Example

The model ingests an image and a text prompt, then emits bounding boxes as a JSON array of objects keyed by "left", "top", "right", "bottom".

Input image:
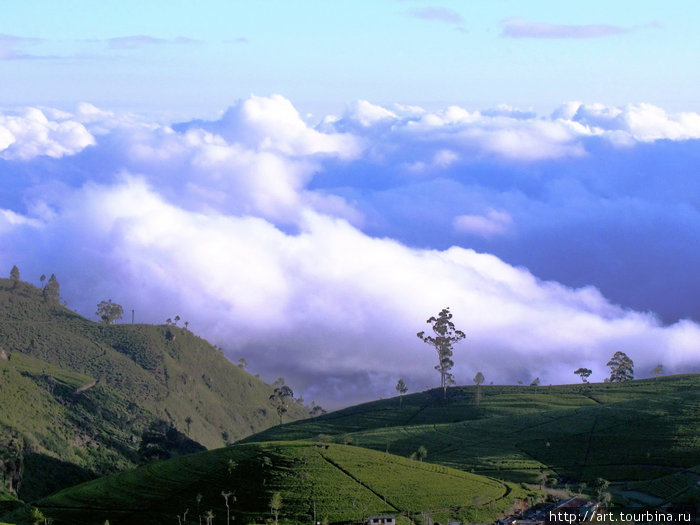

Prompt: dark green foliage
[
  {"left": 138, "top": 420, "right": 206, "bottom": 462},
  {"left": 607, "top": 351, "right": 634, "bottom": 382},
  {"left": 95, "top": 299, "right": 123, "bottom": 325},
  {"left": 0, "top": 435, "right": 23, "bottom": 496},
  {"left": 417, "top": 307, "right": 465, "bottom": 398}
]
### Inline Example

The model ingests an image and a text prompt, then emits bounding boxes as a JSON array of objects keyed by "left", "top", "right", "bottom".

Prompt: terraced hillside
[
  {"left": 37, "top": 441, "right": 529, "bottom": 524},
  {"left": 0, "top": 277, "right": 308, "bottom": 502},
  {"left": 244, "top": 375, "right": 700, "bottom": 501}
]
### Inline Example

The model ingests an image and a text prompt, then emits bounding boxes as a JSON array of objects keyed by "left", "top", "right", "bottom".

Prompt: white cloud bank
[
  {"left": 1, "top": 95, "right": 699, "bottom": 407},
  {"left": 0, "top": 108, "right": 94, "bottom": 159}
]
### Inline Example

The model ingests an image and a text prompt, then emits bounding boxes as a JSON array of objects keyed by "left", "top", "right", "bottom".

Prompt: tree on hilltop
[
  {"left": 651, "top": 364, "right": 663, "bottom": 378},
  {"left": 10, "top": 265, "right": 19, "bottom": 281},
  {"left": 96, "top": 299, "right": 124, "bottom": 325},
  {"left": 574, "top": 367, "right": 592, "bottom": 383},
  {"left": 43, "top": 274, "right": 60, "bottom": 303},
  {"left": 473, "top": 371, "right": 485, "bottom": 405},
  {"left": 395, "top": 378, "right": 408, "bottom": 407},
  {"left": 607, "top": 351, "right": 634, "bottom": 382},
  {"left": 417, "top": 307, "right": 465, "bottom": 399}
]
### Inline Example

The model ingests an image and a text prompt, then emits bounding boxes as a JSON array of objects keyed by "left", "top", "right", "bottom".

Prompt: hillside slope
[
  {"left": 0, "top": 277, "right": 308, "bottom": 501},
  {"left": 37, "top": 441, "right": 529, "bottom": 525},
  {"left": 244, "top": 376, "right": 700, "bottom": 496}
]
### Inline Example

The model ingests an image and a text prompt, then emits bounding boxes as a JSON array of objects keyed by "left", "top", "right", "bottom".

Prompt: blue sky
[
  {"left": 2, "top": 1, "right": 699, "bottom": 115},
  {"left": 1, "top": 2, "right": 699, "bottom": 407}
]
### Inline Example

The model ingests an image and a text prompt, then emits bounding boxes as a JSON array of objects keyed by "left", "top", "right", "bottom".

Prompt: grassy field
[
  {"left": 0, "top": 278, "right": 309, "bottom": 502},
  {"left": 37, "top": 441, "right": 530, "bottom": 524}
]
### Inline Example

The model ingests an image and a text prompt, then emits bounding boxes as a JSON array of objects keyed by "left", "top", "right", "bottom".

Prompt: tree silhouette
[
  {"left": 607, "top": 351, "right": 634, "bottom": 382},
  {"left": 530, "top": 377, "right": 540, "bottom": 386},
  {"left": 395, "top": 378, "right": 408, "bottom": 407},
  {"left": 10, "top": 266, "right": 19, "bottom": 281},
  {"left": 574, "top": 368, "right": 592, "bottom": 383},
  {"left": 43, "top": 274, "right": 60, "bottom": 303},
  {"left": 417, "top": 307, "right": 465, "bottom": 399},
  {"left": 473, "top": 371, "right": 485, "bottom": 406},
  {"left": 96, "top": 300, "right": 124, "bottom": 325},
  {"left": 269, "top": 384, "right": 294, "bottom": 424},
  {"left": 651, "top": 364, "right": 663, "bottom": 378}
]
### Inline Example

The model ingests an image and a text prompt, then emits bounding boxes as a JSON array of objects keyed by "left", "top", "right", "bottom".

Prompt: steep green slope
[
  {"left": 244, "top": 376, "right": 700, "bottom": 489},
  {"left": 37, "top": 441, "right": 529, "bottom": 524},
  {"left": 0, "top": 278, "right": 308, "bottom": 501}
]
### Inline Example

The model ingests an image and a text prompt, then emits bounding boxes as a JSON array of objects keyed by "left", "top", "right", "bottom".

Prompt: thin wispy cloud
[
  {"left": 408, "top": 7, "right": 467, "bottom": 33},
  {"left": 107, "top": 35, "right": 199, "bottom": 50},
  {"left": 0, "top": 33, "right": 51, "bottom": 60},
  {"left": 410, "top": 7, "right": 464, "bottom": 24},
  {"left": 501, "top": 18, "right": 633, "bottom": 39}
]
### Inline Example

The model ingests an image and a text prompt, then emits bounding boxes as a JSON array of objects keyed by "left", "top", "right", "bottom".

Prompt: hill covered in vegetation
[
  {"left": 27, "top": 375, "right": 699, "bottom": 524},
  {"left": 0, "top": 276, "right": 309, "bottom": 503},
  {"left": 244, "top": 375, "right": 700, "bottom": 504},
  {"left": 37, "top": 441, "right": 528, "bottom": 524}
]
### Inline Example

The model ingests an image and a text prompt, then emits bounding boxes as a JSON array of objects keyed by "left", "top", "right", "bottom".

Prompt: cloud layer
[{"left": 1, "top": 95, "right": 698, "bottom": 407}]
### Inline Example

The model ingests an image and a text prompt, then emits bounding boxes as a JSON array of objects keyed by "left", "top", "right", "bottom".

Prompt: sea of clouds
[{"left": 1, "top": 95, "right": 698, "bottom": 407}]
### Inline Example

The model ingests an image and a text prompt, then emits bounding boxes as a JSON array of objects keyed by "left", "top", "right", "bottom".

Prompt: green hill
[
  {"left": 0, "top": 277, "right": 308, "bottom": 502},
  {"left": 36, "top": 441, "right": 529, "bottom": 524},
  {"left": 243, "top": 375, "right": 700, "bottom": 500}
]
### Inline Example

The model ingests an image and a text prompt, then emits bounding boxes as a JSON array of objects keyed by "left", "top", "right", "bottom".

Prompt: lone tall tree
[
  {"left": 574, "top": 367, "right": 593, "bottom": 383},
  {"left": 270, "top": 492, "right": 282, "bottom": 525},
  {"left": 9, "top": 265, "right": 19, "bottom": 281},
  {"left": 607, "top": 351, "right": 634, "bottom": 382},
  {"left": 417, "top": 307, "right": 465, "bottom": 399},
  {"left": 395, "top": 378, "right": 408, "bottom": 407},
  {"left": 269, "top": 384, "right": 294, "bottom": 424},
  {"left": 96, "top": 300, "right": 124, "bottom": 325},
  {"left": 473, "top": 371, "right": 485, "bottom": 406}
]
